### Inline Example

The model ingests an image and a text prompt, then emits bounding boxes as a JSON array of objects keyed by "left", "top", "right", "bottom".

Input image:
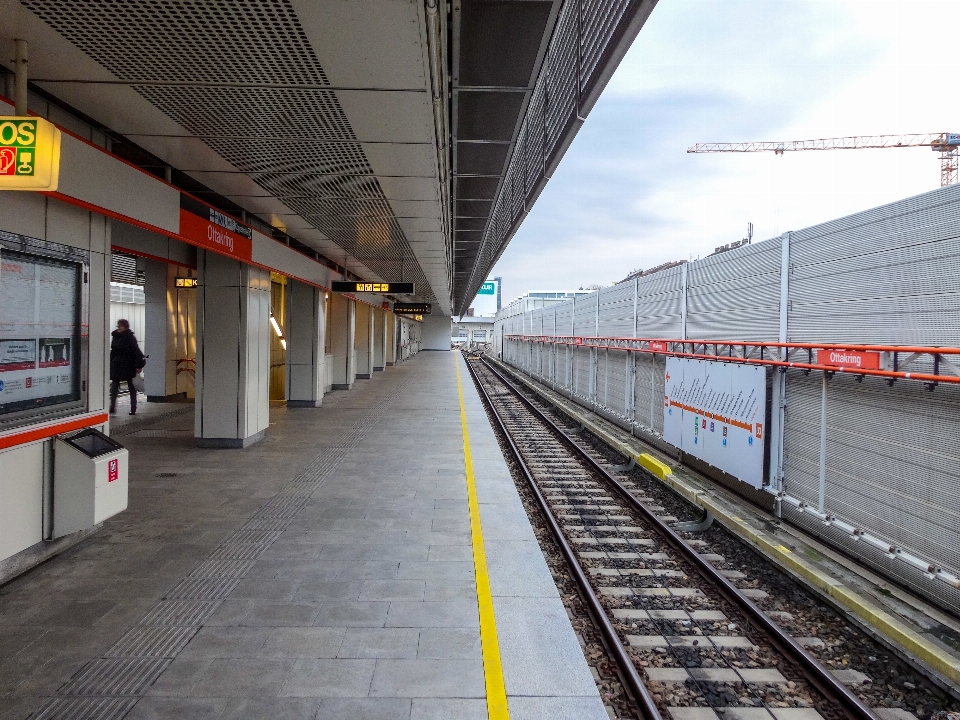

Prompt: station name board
[
  {"left": 0, "top": 117, "right": 61, "bottom": 191},
  {"left": 394, "top": 302, "right": 431, "bottom": 315},
  {"left": 332, "top": 281, "right": 414, "bottom": 294},
  {"left": 179, "top": 194, "right": 253, "bottom": 261}
]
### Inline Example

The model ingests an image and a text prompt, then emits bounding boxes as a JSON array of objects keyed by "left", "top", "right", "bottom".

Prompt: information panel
[
  {"left": 0, "top": 247, "right": 81, "bottom": 415},
  {"left": 662, "top": 357, "right": 766, "bottom": 488}
]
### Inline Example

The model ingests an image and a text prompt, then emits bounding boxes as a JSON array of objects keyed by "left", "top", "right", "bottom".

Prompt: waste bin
[{"left": 53, "top": 428, "right": 129, "bottom": 538}]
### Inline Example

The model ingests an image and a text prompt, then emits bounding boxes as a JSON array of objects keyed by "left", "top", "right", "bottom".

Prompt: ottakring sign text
[{"left": 0, "top": 117, "right": 61, "bottom": 191}]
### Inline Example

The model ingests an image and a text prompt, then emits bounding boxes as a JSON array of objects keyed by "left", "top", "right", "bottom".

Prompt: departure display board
[
  {"left": 332, "top": 281, "right": 414, "bottom": 294},
  {"left": 393, "top": 302, "right": 431, "bottom": 315},
  {"left": 0, "top": 243, "right": 82, "bottom": 416}
]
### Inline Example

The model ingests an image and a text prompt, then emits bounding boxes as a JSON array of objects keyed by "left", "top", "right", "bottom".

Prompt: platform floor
[{"left": 0, "top": 352, "right": 607, "bottom": 720}]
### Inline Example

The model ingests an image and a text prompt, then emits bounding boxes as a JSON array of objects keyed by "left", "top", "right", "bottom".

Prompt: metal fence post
[{"left": 770, "top": 231, "right": 791, "bottom": 494}]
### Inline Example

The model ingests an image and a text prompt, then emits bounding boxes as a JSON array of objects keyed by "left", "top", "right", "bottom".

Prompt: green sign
[{"left": 478, "top": 281, "right": 496, "bottom": 295}]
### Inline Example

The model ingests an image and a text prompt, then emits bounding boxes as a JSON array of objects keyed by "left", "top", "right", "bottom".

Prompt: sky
[{"left": 487, "top": 0, "right": 960, "bottom": 305}]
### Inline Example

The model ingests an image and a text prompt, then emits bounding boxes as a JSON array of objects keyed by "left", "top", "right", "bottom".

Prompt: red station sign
[{"left": 815, "top": 348, "right": 883, "bottom": 370}]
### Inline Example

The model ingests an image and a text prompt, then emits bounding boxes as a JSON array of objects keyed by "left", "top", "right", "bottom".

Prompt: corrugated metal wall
[{"left": 495, "top": 183, "right": 960, "bottom": 608}]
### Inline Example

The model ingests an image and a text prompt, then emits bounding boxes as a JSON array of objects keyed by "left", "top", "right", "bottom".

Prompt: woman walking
[{"left": 110, "top": 319, "right": 145, "bottom": 415}]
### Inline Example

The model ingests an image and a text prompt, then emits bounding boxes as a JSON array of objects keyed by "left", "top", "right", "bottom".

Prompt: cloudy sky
[{"left": 487, "top": 0, "right": 960, "bottom": 305}]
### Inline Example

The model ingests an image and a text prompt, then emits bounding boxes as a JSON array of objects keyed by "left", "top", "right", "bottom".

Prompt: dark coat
[{"left": 110, "top": 329, "right": 144, "bottom": 381}]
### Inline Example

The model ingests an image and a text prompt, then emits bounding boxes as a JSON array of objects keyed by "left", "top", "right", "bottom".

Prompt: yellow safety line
[{"left": 455, "top": 356, "right": 511, "bottom": 720}]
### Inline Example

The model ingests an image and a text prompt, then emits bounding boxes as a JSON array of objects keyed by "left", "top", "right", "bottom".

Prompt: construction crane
[{"left": 688, "top": 133, "right": 960, "bottom": 187}]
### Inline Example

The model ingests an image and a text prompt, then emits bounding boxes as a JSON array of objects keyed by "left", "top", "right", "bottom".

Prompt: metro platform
[{"left": 0, "top": 351, "right": 608, "bottom": 720}]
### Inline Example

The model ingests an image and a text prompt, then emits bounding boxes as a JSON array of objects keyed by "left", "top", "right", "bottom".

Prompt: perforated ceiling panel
[{"left": 21, "top": 0, "right": 437, "bottom": 304}]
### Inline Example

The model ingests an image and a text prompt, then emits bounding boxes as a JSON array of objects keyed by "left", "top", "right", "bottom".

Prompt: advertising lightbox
[{"left": 662, "top": 357, "right": 766, "bottom": 488}]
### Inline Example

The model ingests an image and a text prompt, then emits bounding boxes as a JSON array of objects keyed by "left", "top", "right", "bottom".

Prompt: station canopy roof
[{"left": 1, "top": 0, "right": 657, "bottom": 316}]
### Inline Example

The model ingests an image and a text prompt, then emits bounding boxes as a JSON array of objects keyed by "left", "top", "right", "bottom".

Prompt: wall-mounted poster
[
  {"left": 0, "top": 239, "right": 82, "bottom": 418},
  {"left": 662, "top": 357, "right": 767, "bottom": 488}
]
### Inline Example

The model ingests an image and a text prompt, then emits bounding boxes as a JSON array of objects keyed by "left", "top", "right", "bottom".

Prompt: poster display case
[{"left": 0, "top": 231, "right": 88, "bottom": 430}]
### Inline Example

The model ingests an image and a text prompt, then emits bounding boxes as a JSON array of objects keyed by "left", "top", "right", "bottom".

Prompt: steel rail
[
  {"left": 464, "top": 357, "right": 661, "bottom": 720},
  {"left": 478, "top": 355, "right": 880, "bottom": 720}
]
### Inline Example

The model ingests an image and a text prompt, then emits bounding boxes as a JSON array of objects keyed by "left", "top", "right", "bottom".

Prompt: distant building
[{"left": 452, "top": 315, "right": 495, "bottom": 347}]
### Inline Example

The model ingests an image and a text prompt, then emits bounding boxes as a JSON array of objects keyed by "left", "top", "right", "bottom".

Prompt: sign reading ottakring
[
  {"left": 331, "top": 281, "right": 415, "bottom": 294},
  {"left": 0, "top": 117, "right": 61, "bottom": 191},
  {"left": 179, "top": 194, "right": 253, "bottom": 261}
]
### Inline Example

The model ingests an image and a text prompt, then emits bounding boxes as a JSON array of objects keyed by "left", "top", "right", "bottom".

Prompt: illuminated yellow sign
[
  {"left": 0, "top": 117, "right": 61, "bottom": 191},
  {"left": 175, "top": 277, "right": 199, "bottom": 288},
  {"left": 331, "top": 281, "right": 415, "bottom": 294}
]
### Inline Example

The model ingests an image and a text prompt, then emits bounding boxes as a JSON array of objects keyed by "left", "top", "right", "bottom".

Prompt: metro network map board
[{"left": 662, "top": 357, "right": 767, "bottom": 488}]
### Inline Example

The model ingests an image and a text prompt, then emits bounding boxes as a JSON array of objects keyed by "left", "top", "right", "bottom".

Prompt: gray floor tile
[
  {"left": 423, "top": 580, "right": 477, "bottom": 602},
  {"left": 508, "top": 695, "right": 610, "bottom": 720},
  {"left": 337, "top": 628, "right": 421, "bottom": 659},
  {"left": 369, "top": 658, "right": 485, "bottom": 698},
  {"left": 240, "top": 602, "right": 322, "bottom": 626},
  {"left": 397, "top": 561, "right": 474, "bottom": 580},
  {"left": 410, "top": 698, "right": 487, "bottom": 720},
  {"left": 218, "top": 697, "right": 321, "bottom": 720},
  {"left": 231, "top": 578, "right": 302, "bottom": 601},
  {"left": 494, "top": 596, "right": 598, "bottom": 697},
  {"left": 426, "top": 545, "right": 473, "bottom": 562},
  {"left": 296, "top": 580, "right": 363, "bottom": 602},
  {"left": 335, "top": 561, "right": 401, "bottom": 581},
  {"left": 190, "top": 658, "right": 295, "bottom": 697},
  {"left": 313, "top": 602, "right": 390, "bottom": 628},
  {"left": 384, "top": 601, "right": 479, "bottom": 629},
  {"left": 485, "top": 540, "right": 560, "bottom": 598},
  {"left": 416, "top": 628, "right": 481, "bottom": 659},
  {"left": 126, "top": 697, "right": 228, "bottom": 720},
  {"left": 179, "top": 627, "right": 270, "bottom": 658},
  {"left": 357, "top": 580, "right": 425, "bottom": 602},
  {"left": 261, "top": 627, "right": 346, "bottom": 658},
  {"left": 145, "top": 658, "right": 212, "bottom": 696},
  {"left": 316, "top": 698, "right": 412, "bottom": 720},
  {"left": 280, "top": 658, "right": 376, "bottom": 697}
]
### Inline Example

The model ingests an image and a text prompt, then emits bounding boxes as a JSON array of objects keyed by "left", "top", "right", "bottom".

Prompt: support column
[
  {"left": 329, "top": 292, "right": 356, "bottom": 390},
  {"left": 285, "top": 279, "right": 326, "bottom": 408},
  {"left": 386, "top": 313, "right": 397, "bottom": 366},
  {"left": 373, "top": 309, "right": 386, "bottom": 371},
  {"left": 143, "top": 260, "right": 182, "bottom": 402},
  {"left": 194, "top": 251, "right": 271, "bottom": 448},
  {"left": 354, "top": 302, "right": 375, "bottom": 379}
]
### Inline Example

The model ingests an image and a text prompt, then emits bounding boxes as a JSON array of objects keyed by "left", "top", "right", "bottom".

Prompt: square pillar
[
  {"left": 285, "top": 279, "right": 326, "bottom": 408},
  {"left": 373, "top": 308, "right": 387, "bottom": 371},
  {"left": 355, "top": 302, "right": 375, "bottom": 379},
  {"left": 385, "top": 313, "right": 397, "bottom": 366},
  {"left": 143, "top": 259, "right": 181, "bottom": 402},
  {"left": 194, "top": 251, "right": 271, "bottom": 448},
  {"left": 329, "top": 292, "right": 356, "bottom": 390}
]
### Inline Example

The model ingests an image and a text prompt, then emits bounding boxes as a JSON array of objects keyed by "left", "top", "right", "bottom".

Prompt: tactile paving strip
[{"left": 33, "top": 372, "right": 414, "bottom": 719}]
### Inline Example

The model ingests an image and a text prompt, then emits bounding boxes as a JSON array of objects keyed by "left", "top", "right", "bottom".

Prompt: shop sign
[{"left": 0, "top": 117, "right": 61, "bottom": 191}]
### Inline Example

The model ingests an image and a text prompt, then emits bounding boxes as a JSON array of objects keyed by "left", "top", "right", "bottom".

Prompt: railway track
[{"left": 465, "top": 353, "right": 880, "bottom": 720}]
